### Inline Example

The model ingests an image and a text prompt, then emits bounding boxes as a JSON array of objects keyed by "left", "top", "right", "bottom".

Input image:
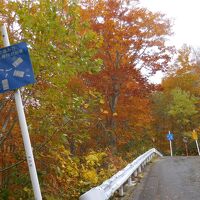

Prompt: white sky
[
  {"left": 140, "top": 0, "right": 200, "bottom": 48},
  {"left": 139, "top": 0, "right": 200, "bottom": 83}
]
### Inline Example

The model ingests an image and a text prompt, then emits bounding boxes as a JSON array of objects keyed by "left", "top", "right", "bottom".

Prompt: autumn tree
[
  {"left": 81, "top": 0, "right": 173, "bottom": 151},
  {"left": 163, "top": 45, "right": 200, "bottom": 96}
]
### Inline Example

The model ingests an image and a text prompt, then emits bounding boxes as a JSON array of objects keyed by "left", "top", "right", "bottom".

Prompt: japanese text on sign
[{"left": 0, "top": 42, "right": 35, "bottom": 93}]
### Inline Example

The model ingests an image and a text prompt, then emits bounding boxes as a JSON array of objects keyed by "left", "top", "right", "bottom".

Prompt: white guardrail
[{"left": 79, "top": 148, "right": 163, "bottom": 200}]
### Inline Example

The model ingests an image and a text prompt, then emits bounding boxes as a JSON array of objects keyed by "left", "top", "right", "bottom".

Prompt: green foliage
[
  {"left": 168, "top": 88, "right": 198, "bottom": 123},
  {"left": 8, "top": 0, "right": 102, "bottom": 85},
  {"left": 150, "top": 87, "right": 200, "bottom": 155},
  {"left": 0, "top": 188, "right": 9, "bottom": 200}
]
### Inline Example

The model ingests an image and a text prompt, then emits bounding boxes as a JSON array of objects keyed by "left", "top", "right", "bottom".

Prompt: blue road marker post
[
  {"left": 1, "top": 24, "right": 42, "bottom": 200},
  {"left": 167, "top": 131, "right": 174, "bottom": 156}
]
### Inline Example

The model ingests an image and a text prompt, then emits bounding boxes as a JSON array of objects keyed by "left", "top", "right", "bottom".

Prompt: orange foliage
[{"left": 80, "top": 0, "right": 173, "bottom": 150}]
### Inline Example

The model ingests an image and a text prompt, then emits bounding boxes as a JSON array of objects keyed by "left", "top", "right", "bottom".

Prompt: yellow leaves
[
  {"left": 86, "top": 154, "right": 99, "bottom": 167},
  {"left": 52, "top": 148, "right": 108, "bottom": 187},
  {"left": 100, "top": 98, "right": 105, "bottom": 104},
  {"left": 84, "top": 103, "right": 89, "bottom": 108},
  {"left": 88, "top": 89, "right": 96, "bottom": 97},
  {"left": 23, "top": 187, "right": 32, "bottom": 197},
  {"left": 81, "top": 151, "right": 107, "bottom": 184},
  {"left": 23, "top": 187, "right": 31, "bottom": 193},
  {"left": 52, "top": 146, "right": 79, "bottom": 177},
  {"left": 100, "top": 108, "right": 109, "bottom": 114},
  {"left": 113, "top": 112, "right": 118, "bottom": 116},
  {"left": 66, "top": 165, "right": 79, "bottom": 177},
  {"left": 100, "top": 109, "right": 117, "bottom": 116},
  {"left": 103, "top": 110, "right": 109, "bottom": 114},
  {"left": 82, "top": 169, "right": 98, "bottom": 184},
  {"left": 85, "top": 151, "right": 107, "bottom": 167}
]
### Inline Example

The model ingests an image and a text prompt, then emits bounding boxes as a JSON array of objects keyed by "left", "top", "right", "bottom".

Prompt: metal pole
[
  {"left": 195, "top": 140, "right": 200, "bottom": 156},
  {"left": 185, "top": 143, "right": 188, "bottom": 156},
  {"left": 170, "top": 140, "right": 173, "bottom": 156},
  {"left": 1, "top": 24, "right": 42, "bottom": 200}
]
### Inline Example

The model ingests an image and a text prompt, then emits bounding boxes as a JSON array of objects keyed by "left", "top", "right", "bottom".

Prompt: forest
[{"left": 0, "top": 0, "right": 200, "bottom": 199}]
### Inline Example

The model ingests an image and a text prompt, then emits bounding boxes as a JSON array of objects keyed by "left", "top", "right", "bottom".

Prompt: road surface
[{"left": 131, "top": 157, "right": 200, "bottom": 200}]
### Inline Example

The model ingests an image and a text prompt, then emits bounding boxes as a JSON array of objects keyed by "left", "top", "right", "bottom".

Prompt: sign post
[
  {"left": 169, "top": 140, "right": 173, "bottom": 157},
  {"left": 167, "top": 131, "right": 174, "bottom": 156},
  {"left": 192, "top": 130, "right": 200, "bottom": 156},
  {"left": 195, "top": 140, "right": 200, "bottom": 156},
  {"left": 183, "top": 137, "right": 189, "bottom": 156},
  {"left": 1, "top": 24, "right": 42, "bottom": 200}
]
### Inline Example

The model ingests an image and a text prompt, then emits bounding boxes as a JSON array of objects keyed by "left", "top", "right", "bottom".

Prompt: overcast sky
[
  {"left": 140, "top": 0, "right": 200, "bottom": 48},
  {"left": 139, "top": 0, "right": 200, "bottom": 83}
]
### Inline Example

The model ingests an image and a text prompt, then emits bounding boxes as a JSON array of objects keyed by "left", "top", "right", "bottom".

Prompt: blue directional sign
[
  {"left": 0, "top": 42, "right": 35, "bottom": 93},
  {"left": 167, "top": 132, "right": 174, "bottom": 141}
]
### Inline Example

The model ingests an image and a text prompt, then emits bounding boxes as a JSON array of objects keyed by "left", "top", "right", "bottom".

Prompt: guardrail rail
[{"left": 79, "top": 148, "right": 163, "bottom": 200}]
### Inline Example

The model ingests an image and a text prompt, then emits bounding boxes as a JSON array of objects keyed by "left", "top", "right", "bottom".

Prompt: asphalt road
[{"left": 132, "top": 157, "right": 200, "bottom": 200}]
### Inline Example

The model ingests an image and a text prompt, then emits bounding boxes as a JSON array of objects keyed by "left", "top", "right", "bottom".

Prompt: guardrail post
[
  {"left": 119, "top": 186, "right": 124, "bottom": 196},
  {"left": 128, "top": 177, "right": 132, "bottom": 186},
  {"left": 141, "top": 162, "right": 143, "bottom": 169},
  {"left": 138, "top": 166, "right": 142, "bottom": 173},
  {"left": 134, "top": 170, "right": 138, "bottom": 177}
]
